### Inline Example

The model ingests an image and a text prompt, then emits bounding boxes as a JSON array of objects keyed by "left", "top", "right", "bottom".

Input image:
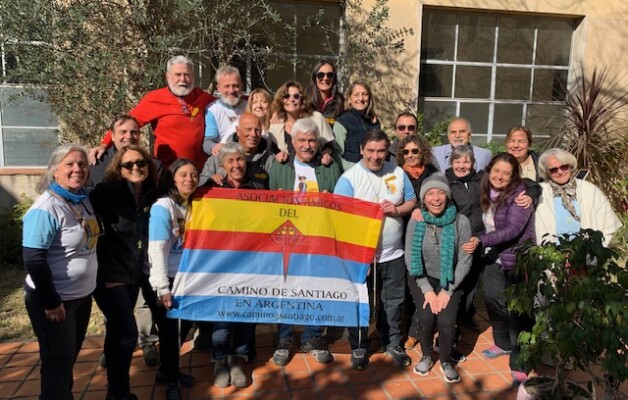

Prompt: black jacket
[
  {"left": 90, "top": 180, "right": 157, "bottom": 284},
  {"left": 446, "top": 168, "right": 485, "bottom": 235}
]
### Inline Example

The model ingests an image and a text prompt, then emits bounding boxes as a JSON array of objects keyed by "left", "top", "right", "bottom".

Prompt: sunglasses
[
  {"left": 396, "top": 125, "right": 416, "bottom": 132},
  {"left": 120, "top": 159, "right": 149, "bottom": 170},
  {"left": 548, "top": 164, "right": 570, "bottom": 175},
  {"left": 282, "top": 93, "right": 302, "bottom": 101},
  {"left": 401, "top": 148, "right": 420, "bottom": 156},
  {"left": 316, "top": 72, "right": 335, "bottom": 80}
]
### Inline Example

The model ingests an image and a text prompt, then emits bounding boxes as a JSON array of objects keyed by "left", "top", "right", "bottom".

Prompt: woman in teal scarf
[{"left": 404, "top": 173, "right": 472, "bottom": 383}]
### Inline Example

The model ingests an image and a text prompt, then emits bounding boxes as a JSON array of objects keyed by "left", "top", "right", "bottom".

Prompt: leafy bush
[
  {"left": 0, "top": 195, "right": 33, "bottom": 268},
  {"left": 509, "top": 230, "right": 627, "bottom": 399}
]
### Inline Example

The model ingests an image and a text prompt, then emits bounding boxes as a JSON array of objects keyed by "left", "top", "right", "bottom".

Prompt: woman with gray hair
[
  {"left": 535, "top": 148, "right": 621, "bottom": 246},
  {"left": 22, "top": 144, "right": 100, "bottom": 399},
  {"left": 207, "top": 141, "right": 263, "bottom": 388}
]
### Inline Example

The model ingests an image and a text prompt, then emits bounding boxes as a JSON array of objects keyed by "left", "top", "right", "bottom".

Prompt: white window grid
[{"left": 420, "top": 12, "right": 574, "bottom": 142}]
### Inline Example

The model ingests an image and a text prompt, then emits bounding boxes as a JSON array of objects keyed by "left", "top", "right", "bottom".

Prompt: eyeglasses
[
  {"left": 401, "top": 148, "right": 420, "bottom": 156},
  {"left": 396, "top": 125, "right": 416, "bottom": 132},
  {"left": 282, "top": 93, "right": 302, "bottom": 101},
  {"left": 316, "top": 72, "right": 335, "bottom": 80},
  {"left": 120, "top": 159, "right": 149, "bottom": 170},
  {"left": 548, "top": 164, "right": 570, "bottom": 175}
]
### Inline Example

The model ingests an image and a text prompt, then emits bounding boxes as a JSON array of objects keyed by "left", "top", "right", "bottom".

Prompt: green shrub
[{"left": 0, "top": 195, "right": 33, "bottom": 268}]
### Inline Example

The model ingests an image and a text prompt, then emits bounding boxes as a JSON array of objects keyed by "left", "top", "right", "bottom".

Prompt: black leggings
[
  {"left": 94, "top": 283, "right": 140, "bottom": 398},
  {"left": 413, "top": 276, "right": 462, "bottom": 363}
]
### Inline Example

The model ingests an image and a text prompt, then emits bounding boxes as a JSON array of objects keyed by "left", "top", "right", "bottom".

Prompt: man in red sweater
[{"left": 91, "top": 55, "right": 215, "bottom": 169}]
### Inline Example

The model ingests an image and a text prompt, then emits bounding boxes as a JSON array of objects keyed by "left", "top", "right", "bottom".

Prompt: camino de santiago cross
[{"left": 270, "top": 220, "right": 304, "bottom": 280}]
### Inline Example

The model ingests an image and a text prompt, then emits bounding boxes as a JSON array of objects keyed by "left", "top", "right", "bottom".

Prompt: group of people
[{"left": 22, "top": 55, "right": 622, "bottom": 400}]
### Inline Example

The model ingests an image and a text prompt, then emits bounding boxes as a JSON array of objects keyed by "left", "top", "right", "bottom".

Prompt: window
[
  {"left": 418, "top": 9, "right": 578, "bottom": 143},
  {"left": 1, "top": 42, "right": 59, "bottom": 168}
]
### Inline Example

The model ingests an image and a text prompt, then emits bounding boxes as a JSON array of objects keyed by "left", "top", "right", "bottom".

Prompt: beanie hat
[{"left": 419, "top": 173, "right": 451, "bottom": 201}]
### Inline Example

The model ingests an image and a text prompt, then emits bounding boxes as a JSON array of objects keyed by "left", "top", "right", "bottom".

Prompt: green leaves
[{"left": 510, "top": 230, "right": 628, "bottom": 397}]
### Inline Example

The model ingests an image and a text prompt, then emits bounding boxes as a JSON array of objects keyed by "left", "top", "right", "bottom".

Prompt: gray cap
[{"left": 419, "top": 173, "right": 451, "bottom": 201}]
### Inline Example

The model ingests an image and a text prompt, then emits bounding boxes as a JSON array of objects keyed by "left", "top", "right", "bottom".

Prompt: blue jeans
[
  {"left": 212, "top": 322, "right": 256, "bottom": 361},
  {"left": 276, "top": 324, "right": 322, "bottom": 344}
]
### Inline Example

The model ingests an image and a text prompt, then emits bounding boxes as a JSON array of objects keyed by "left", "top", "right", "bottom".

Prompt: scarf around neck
[
  {"left": 49, "top": 181, "right": 87, "bottom": 204},
  {"left": 403, "top": 164, "right": 425, "bottom": 180},
  {"left": 410, "top": 204, "right": 457, "bottom": 288},
  {"left": 549, "top": 175, "right": 580, "bottom": 222}
]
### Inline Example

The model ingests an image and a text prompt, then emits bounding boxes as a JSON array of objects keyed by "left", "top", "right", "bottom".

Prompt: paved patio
[{"left": 1, "top": 312, "right": 626, "bottom": 399}]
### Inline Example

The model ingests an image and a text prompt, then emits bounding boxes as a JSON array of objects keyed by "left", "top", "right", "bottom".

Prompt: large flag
[{"left": 168, "top": 187, "right": 383, "bottom": 327}]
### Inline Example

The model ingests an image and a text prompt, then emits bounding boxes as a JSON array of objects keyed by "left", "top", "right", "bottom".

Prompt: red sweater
[{"left": 102, "top": 87, "right": 215, "bottom": 168}]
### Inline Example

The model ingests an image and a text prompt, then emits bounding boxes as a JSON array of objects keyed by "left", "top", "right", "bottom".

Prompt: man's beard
[
  {"left": 169, "top": 83, "right": 193, "bottom": 97},
  {"left": 223, "top": 94, "right": 241, "bottom": 107}
]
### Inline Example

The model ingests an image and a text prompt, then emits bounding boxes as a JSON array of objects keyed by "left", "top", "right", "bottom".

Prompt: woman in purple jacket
[{"left": 467, "top": 153, "right": 535, "bottom": 386}]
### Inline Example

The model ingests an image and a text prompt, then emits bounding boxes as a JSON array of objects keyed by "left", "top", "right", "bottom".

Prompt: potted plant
[{"left": 509, "top": 229, "right": 627, "bottom": 399}]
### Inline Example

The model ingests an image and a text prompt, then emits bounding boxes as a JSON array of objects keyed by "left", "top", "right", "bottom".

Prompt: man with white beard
[
  {"left": 203, "top": 65, "right": 248, "bottom": 156},
  {"left": 91, "top": 55, "right": 215, "bottom": 169}
]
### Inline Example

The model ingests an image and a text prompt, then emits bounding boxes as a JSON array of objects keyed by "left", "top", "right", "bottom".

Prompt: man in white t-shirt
[
  {"left": 334, "top": 130, "right": 417, "bottom": 370},
  {"left": 203, "top": 65, "right": 247, "bottom": 156},
  {"left": 267, "top": 118, "right": 342, "bottom": 367}
]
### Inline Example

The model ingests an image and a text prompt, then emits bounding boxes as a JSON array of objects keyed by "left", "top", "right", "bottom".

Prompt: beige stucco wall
[
  {"left": 0, "top": 173, "right": 42, "bottom": 210},
  {"left": 353, "top": 0, "right": 628, "bottom": 125}
]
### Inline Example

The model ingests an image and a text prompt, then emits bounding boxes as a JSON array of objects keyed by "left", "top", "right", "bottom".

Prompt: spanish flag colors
[{"left": 168, "top": 187, "right": 384, "bottom": 327}]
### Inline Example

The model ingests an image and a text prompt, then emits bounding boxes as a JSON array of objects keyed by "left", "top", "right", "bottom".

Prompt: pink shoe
[
  {"left": 482, "top": 344, "right": 511, "bottom": 359},
  {"left": 511, "top": 370, "right": 528, "bottom": 386}
]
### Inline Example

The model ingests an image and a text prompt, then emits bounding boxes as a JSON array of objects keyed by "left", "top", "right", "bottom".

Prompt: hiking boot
[
  {"left": 386, "top": 346, "right": 411, "bottom": 367},
  {"left": 404, "top": 336, "right": 419, "bottom": 350},
  {"left": 301, "top": 339, "right": 333, "bottom": 364},
  {"left": 272, "top": 338, "right": 293, "bottom": 367},
  {"left": 141, "top": 343, "right": 160, "bottom": 367},
  {"left": 165, "top": 383, "right": 181, "bottom": 400},
  {"left": 156, "top": 370, "right": 195, "bottom": 388},
  {"left": 413, "top": 356, "right": 433, "bottom": 376},
  {"left": 213, "top": 358, "right": 230, "bottom": 387},
  {"left": 441, "top": 362, "right": 461, "bottom": 383},
  {"left": 228, "top": 355, "right": 249, "bottom": 388},
  {"left": 350, "top": 348, "right": 368, "bottom": 370}
]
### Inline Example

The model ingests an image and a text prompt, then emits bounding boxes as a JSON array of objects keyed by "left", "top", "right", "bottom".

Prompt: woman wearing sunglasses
[
  {"left": 90, "top": 144, "right": 158, "bottom": 400},
  {"left": 333, "top": 81, "right": 380, "bottom": 170},
  {"left": 305, "top": 60, "right": 344, "bottom": 126},
  {"left": 268, "top": 81, "right": 337, "bottom": 165},
  {"left": 535, "top": 148, "right": 621, "bottom": 247},
  {"left": 22, "top": 144, "right": 100, "bottom": 399},
  {"left": 395, "top": 134, "right": 437, "bottom": 199}
]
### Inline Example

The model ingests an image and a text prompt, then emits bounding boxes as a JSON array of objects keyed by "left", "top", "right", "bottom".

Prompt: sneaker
[
  {"left": 301, "top": 339, "right": 333, "bottom": 364},
  {"left": 404, "top": 336, "right": 419, "bottom": 350},
  {"left": 440, "top": 362, "right": 461, "bottom": 383},
  {"left": 350, "top": 348, "right": 368, "bottom": 370},
  {"left": 165, "top": 383, "right": 181, "bottom": 400},
  {"left": 451, "top": 349, "right": 467, "bottom": 363},
  {"left": 141, "top": 343, "right": 160, "bottom": 367},
  {"left": 272, "top": 339, "right": 293, "bottom": 367},
  {"left": 213, "top": 359, "right": 230, "bottom": 387},
  {"left": 511, "top": 370, "right": 528, "bottom": 386},
  {"left": 386, "top": 346, "right": 411, "bottom": 367},
  {"left": 228, "top": 355, "right": 249, "bottom": 388},
  {"left": 98, "top": 352, "right": 107, "bottom": 369},
  {"left": 156, "top": 370, "right": 195, "bottom": 388},
  {"left": 413, "top": 356, "right": 433, "bottom": 376},
  {"left": 482, "top": 344, "right": 511, "bottom": 359}
]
